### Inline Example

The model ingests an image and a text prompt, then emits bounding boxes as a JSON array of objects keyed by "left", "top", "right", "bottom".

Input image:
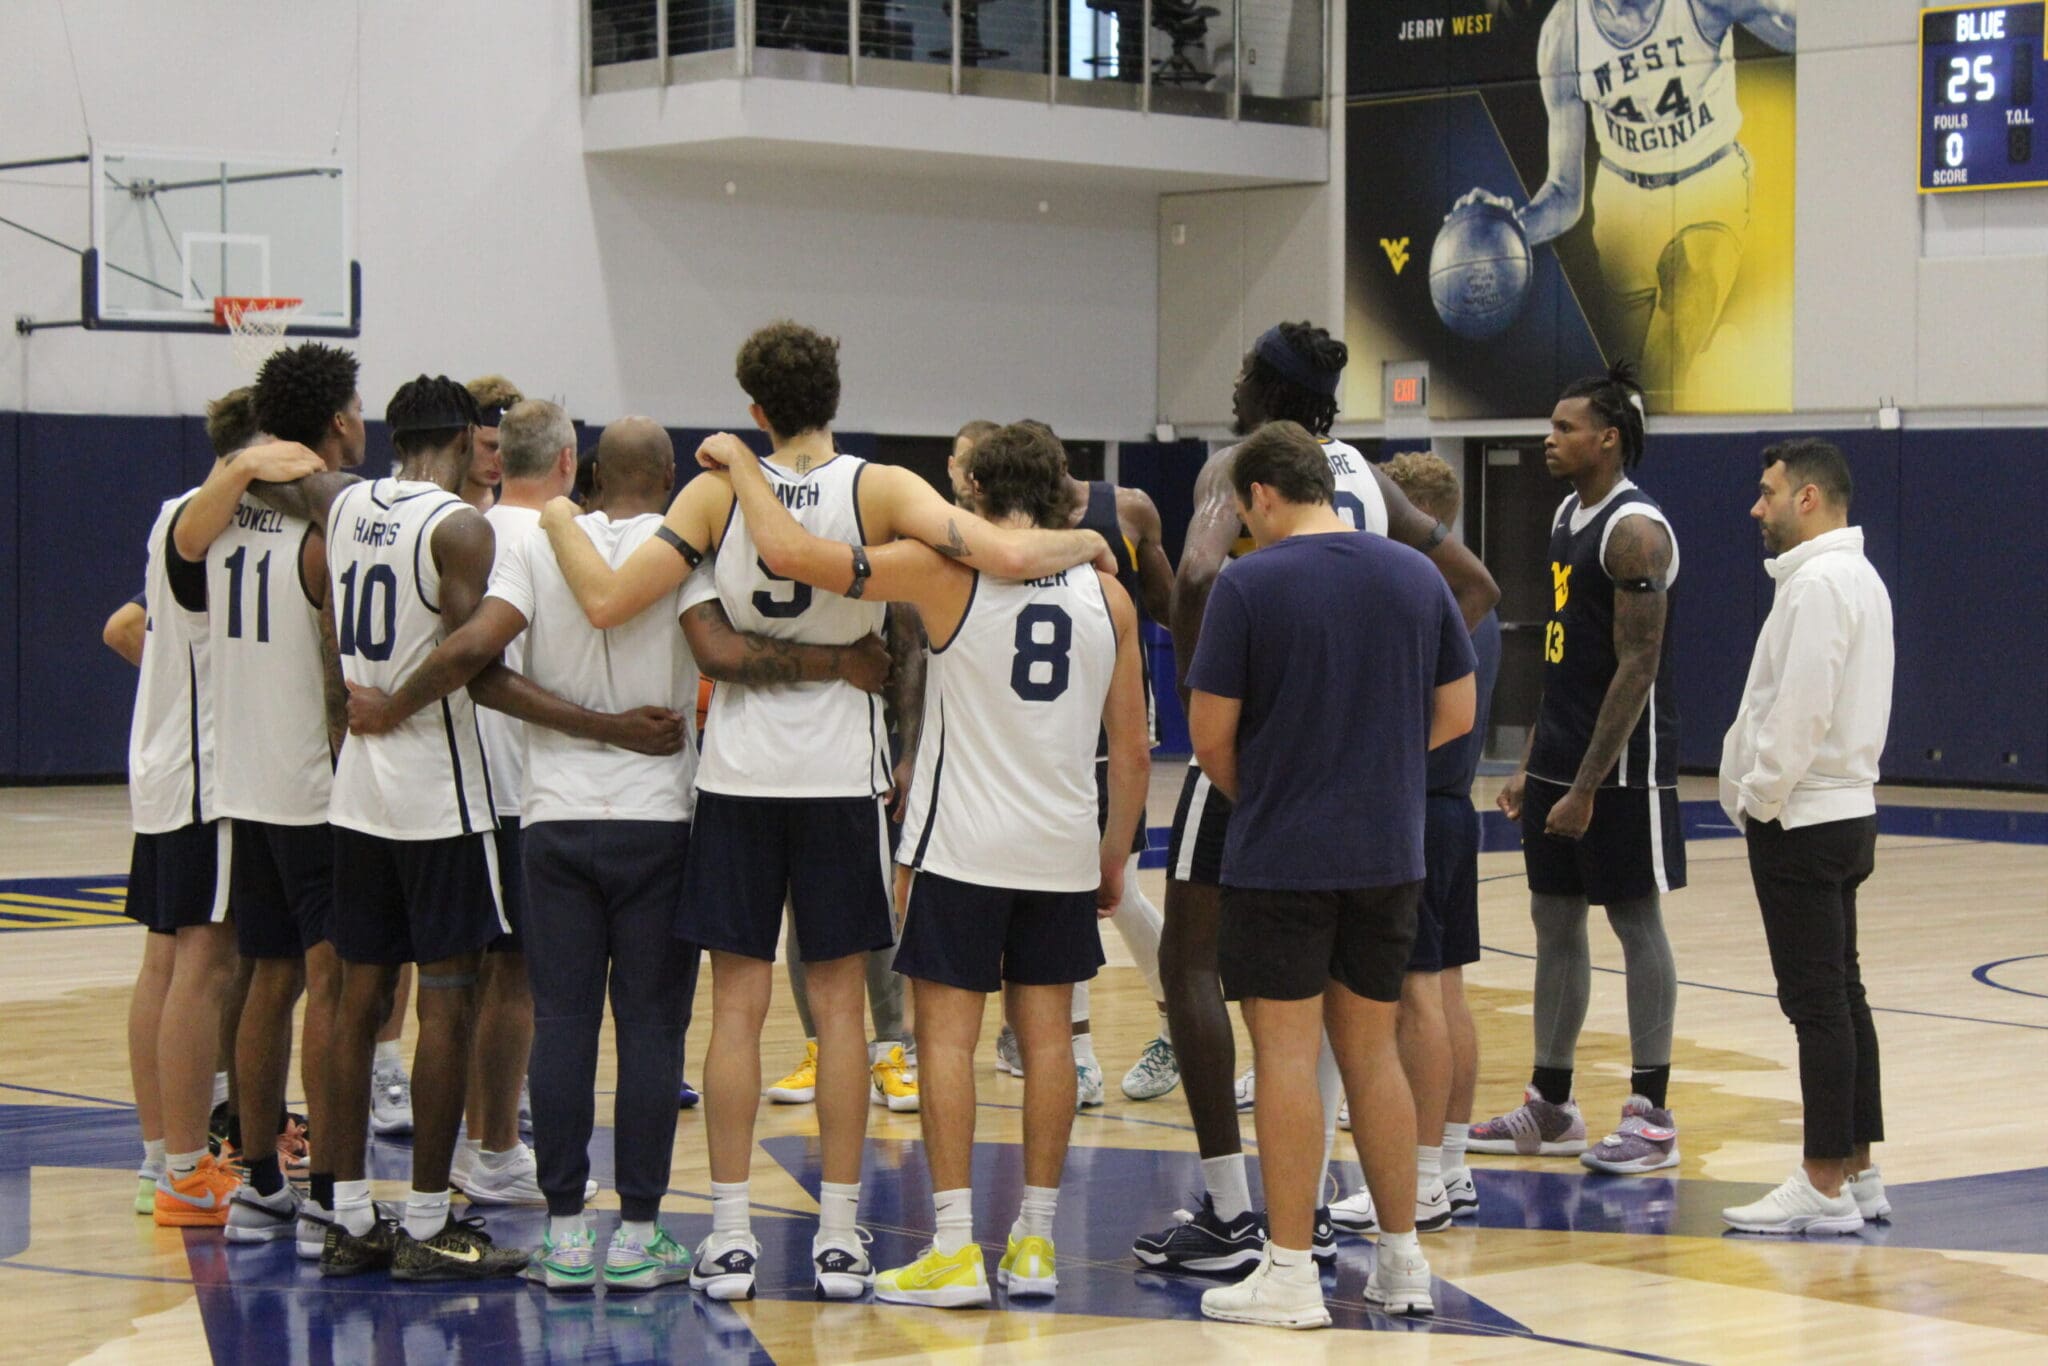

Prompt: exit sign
[{"left": 1391, "top": 375, "right": 1428, "bottom": 407}]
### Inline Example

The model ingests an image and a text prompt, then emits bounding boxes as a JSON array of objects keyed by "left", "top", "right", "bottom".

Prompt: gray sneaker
[
  {"left": 1121, "top": 1036, "right": 1180, "bottom": 1101},
  {"left": 370, "top": 1059, "right": 413, "bottom": 1136},
  {"left": 1468, "top": 1087, "right": 1587, "bottom": 1156},
  {"left": 995, "top": 1024, "right": 1024, "bottom": 1077},
  {"left": 1581, "top": 1095, "right": 1679, "bottom": 1174}
]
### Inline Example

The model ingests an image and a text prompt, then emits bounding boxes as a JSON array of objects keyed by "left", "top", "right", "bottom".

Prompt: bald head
[{"left": 594, "top": 417, "right": 676, "bottom": 513}]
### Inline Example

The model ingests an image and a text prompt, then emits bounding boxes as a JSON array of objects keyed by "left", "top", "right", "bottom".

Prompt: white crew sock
[
  {"left": 404, "top": 1189, "right": 451, "bottom": 1242},
  {"left": 711, "top": 1180, "right": 750, "bottom": 1237},
  {"left": 1158, "top": 1010, "right": 1173, "bottom": 1046},
  {"left": 933, "top": 1187, "right": 975, "bottom": 1255},
  {"left": 1013, "top": 1184, "right": 1059, "bottom": 1241},
  {"left": 549, "top": 1212, "right": 590, "bottom": 1242},
  {"left": 1070, "top": 980, "right": 1090, "bottom": 1025},
  {"left": 480, "top": 1142, "right": 528, "bottom": 1171},
  {"left": 211, "top": 1070, "right": 230, "bottom": 1109},
  {"left": 1442, "top": 1122, "right": 1470, "bottom": 1170},
  {"left": 818, "top": 1180, "right": 861, "bottom": 1241},
  {"left": 1202, "top": 1153, "right": 1251, "bottom": 1222},
  {"left": 1071, "top": 1031, "right": 1098, "bottom": 1067},
  {"left": 1379, "top": 1227, "right": 1421, "bottom": 1257},
  {"left": 334, "top": 1179, "right": 375, "bottom": 1236},
  {"left": 167, "top": 1147, "right": 206, "bottom": 1179},
  {"left": 374, "top": 1039, "right": 403, "bottom": 1068},
  {"left": 1417, "top": 1145, "right": 1443, "bottom": 1187},
  {"left": 140, "top": 1138, "right": 167, "bottom": 1175},
  {"left": 620, "top": 1218, "right": 658, "bottom": 1245},
  {"left": 1268, "top": 1242, "right": 1315, "bottom": 1279}
]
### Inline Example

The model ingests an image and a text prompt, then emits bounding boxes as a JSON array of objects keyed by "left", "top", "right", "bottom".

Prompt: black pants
[
  {"left": 523, "top": 820, "right": 699, "bottom": 1220},
  {"left": 1745, "top": 816, "right": 1883, "bottom": 1160}
]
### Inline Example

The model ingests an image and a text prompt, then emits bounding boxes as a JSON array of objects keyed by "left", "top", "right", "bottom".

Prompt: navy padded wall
[
  {"left": 1892, "top": 428, "right": 2048, "bottom": 786},
  {"left": 1116, "top": 439, "right": 1208, "bottom": 565},
  {"left": 0, "top": 415, "right": 20, "bottom": 775}
]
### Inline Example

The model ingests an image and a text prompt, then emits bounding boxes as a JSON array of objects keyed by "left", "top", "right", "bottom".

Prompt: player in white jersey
[
  {"left": 539, "top": 321, "right": 1112, "bottom": 1301},
  {"left": 705, "top": 420, "right": 1148, "bottom": 1308},
  {"left": 1141, "top": 321, "right": 1499, "bottom": 1275},
  {"left": 343, "top": 417, "right": 721, "bottom": 1292},
  {"left": 168, "top": 346, "right": 364, "bottom": 1251},
  {"left": 461, "top": 374, "right": 524, "bottom": 511},
  {"left": 119, "top": 394, "right": 323, "bottom": 1229},
  {"left": 1454, "top": 0, "right": 1796, "bottom": 404}
]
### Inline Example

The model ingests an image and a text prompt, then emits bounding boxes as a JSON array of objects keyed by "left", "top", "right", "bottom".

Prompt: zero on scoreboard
[{"left": 1920, "top": 2, "right": 2048, "bottom": 191}]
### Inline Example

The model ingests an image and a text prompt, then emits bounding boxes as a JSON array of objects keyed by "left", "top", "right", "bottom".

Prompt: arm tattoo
[
  {"left": 318, "top": 593, "right": 348, "bottom": 755},
  {"left": 731, "top": 633, "right": 811, "bottom": 687},
  {"left": 1568, "top": 517, "right": 1670, "bottom": 789},
  {"left": 934, "top": 518, "right": 970, "bottom": 560}
]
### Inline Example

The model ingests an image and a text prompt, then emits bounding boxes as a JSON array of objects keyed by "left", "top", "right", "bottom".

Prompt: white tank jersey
[
  {"left": 695, "top": 455, "right": 890, "bottom": 799},
  {"left": 898, "top": 567, "right": 1117, "bottom": 893},
  {"left": 486, "top": 511, "right": 703, "bottom": 825},
  {"left": 325, "top": 479, "right": 498, "bottom": 841},
  {"left": 1229, "top": 438, "right": 1389, "bottom": 558},
  {"left": 479, "top": 502, "right": 539, "bottom": 818},
  {"left": 1576, "top": 0, "right": 1740, "bottom": 177},
  {"left": 201, "top": 495, "right": 332, "bottom": 825},
  {"left": 129, "top": 494, "right": 216, "bottom": 834}
]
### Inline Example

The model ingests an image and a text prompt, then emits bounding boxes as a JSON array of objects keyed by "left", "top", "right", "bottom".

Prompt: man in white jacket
[{"left": 1718, "top": 438, "right": 1895, "bottom": 1238}]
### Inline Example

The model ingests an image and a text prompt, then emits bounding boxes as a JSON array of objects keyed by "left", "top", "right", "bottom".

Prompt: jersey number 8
[{"left": 1010, "top": 604, "right": 1072, "bottom": 702}]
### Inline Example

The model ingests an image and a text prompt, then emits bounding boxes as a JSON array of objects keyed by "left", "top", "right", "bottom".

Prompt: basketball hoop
[{"left": 214, "top": 296, "right": 303, "bottom": 375}]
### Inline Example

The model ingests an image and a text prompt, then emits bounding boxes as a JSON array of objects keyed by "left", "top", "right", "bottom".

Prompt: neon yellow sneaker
[
  {"left": 135, "top": 1174, "right": 158, "bottom": 1215},
  {"left": 874, "top": 1243, "right": 991, "bottom": 1308},
  {"left": 870, "top": 1044, "right": 920, "bottom": 1113},
  {"left": 766, "top": 1040, "right": 818, "bottom": 1104},
  {"left": 997, "top": 1233, "right": 1057, "bottom": 1298}
]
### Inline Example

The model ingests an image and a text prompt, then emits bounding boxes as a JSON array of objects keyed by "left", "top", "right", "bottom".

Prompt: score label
[{"left": 1921, "top": 3, "right": 2048, "bottom": 192}]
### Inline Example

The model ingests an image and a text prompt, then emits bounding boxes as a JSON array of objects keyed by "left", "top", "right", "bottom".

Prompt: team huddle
[{"left": 113, "top": 316, "right": 1895, "bottom": 1328}]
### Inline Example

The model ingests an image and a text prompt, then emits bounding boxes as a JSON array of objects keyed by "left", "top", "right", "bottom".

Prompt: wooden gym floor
[{"left": 2, "top": 767, "right": 2044, "bottom": 1363}]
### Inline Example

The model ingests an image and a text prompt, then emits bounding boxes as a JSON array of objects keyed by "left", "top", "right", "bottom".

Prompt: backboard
[{"left": 87, "top": 144, "right": 358, "bottom": 335}]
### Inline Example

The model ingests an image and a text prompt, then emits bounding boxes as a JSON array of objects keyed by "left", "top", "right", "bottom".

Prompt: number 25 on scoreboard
[{"left": 1947, "top": 53, "right": 1997, "bottom": 103}]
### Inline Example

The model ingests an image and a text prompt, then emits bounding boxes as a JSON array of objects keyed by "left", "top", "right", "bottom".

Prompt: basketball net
[{"left": 214, "top": 296, "right": 303, "bottom": 376}]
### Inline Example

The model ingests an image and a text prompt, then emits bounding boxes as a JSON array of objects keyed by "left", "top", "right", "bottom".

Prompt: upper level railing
[{"left": 585, "top": 0, "right": 1325, "bottom": 127}]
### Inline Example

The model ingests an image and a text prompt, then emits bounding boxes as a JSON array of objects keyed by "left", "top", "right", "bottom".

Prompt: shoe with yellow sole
[
  {"left": 766, "top": 1040, "right": 818, "bottom": 1104},
  {"left": 875, "top": 1243, "right": 992, "bottom": 1308},
  {"left": 870, "top": 1044, "right": 921, "bottom": 1113}
]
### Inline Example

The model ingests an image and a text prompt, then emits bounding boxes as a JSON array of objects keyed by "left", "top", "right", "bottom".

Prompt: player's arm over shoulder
[
  {"left": 1716, "top": 0, "right": 1795, "bottom": 51},
  {"left": 1116, "top": 485, "right": 1175, "bottom": 622}
]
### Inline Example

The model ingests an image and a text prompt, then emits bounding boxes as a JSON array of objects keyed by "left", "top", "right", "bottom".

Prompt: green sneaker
[
  {"left": 524, "top": 1225, "right": 597, "bottom": 1292},
  {"left": 320, "top": 1216, "right": 399, "bottom": 1277},
  {"left": 134, "top": 1174, "right": 158, "bottom": 1216},
  {"left": 392, "top": 1214, "right": 530, "bottom": 1282},
  {"left": 605, "top": 1226, "right": 692, "bottom": 1292}
]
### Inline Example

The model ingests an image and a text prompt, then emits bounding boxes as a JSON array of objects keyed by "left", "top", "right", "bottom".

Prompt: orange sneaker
[{"left": 154, "top": 1155, "right": 241, "bottom": 1227}]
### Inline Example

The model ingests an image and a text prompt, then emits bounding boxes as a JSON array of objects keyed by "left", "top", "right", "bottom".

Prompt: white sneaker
[
  {"left": 1365, "top": 1243, "right": 1435, "bottom": 1315},
  {"left": 1075, "top": 1059, "right": 1106, "bottom": 1109},
  {"left": 1415, "top": 1178, "right": 1453, "bottom": 1232},
  {"left": 1337, "top": 1100, "right": 1350, "bottom": 1131},
  {"left": 1721, "top": 1170, "right": 1865, "bottom": 1236},
  {"left": 1234, "top": 1066, "right": 1256, "bottom": 1112},
  {"left": 296, "top": 1206, "right": 335, "bottom": 1261},
  {"left": 370, "top": 1059, "right": 414, "bottom": 1136},
  {"left": 518, "top": 1081, "right": 533, "bottom": 1134},
  {"left": 1199, "top": 1247, "right": 1330, "bottom": 1330},
  {"left": 812, "top": 1227, "right": 876, "bottom": 1299},
  {"left": 1442, "top": 1166, "right": 1480, "bottom": 1218},
  {"left": 994, "top": 1024, "right": 1024, "bottom": 1077},
  {"left": 689, "top": 1230, "right": 762, "bottom": 1301},
  {"left": 1330, "top": 1184, "right": 1451, "bottom": 1234},
  {"left": 1329, "top": 1187, "right": 1378, "bottom": 1234},
  {"left": 1848, "top": 1166, "right": 1891, "bottom": 1221},
  {"left": 225, "top": 1181, "right": 302, "bottom": 1243},
  {"left": 451, "top": 1141, "right": 597, "bottom": 1207}
]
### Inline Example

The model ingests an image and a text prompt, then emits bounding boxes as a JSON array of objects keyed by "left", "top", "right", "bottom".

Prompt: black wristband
[
  {"left": 1614, "top": 576, "right": 1666, "bottom": 593},
  {"left": 848, "top": 544, "right": 873, "bottom": 599},
  {"left": 653, "top": 525, "right": 703, "bottom": 568}
]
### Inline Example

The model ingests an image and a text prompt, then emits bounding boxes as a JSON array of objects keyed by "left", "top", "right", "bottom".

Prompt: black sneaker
[
  {"left": 392, "top": 1214, "right": 531, "bottom": 1281},
  {"left": 1132, "top": 1195, "right": 1265, "bottom": 1276},
  {"left": 207, "top": 1101, "right": 234, "bottom": 1157},
  {"left": 320, "top": 1215, "right": 398, "bottom": 1277},
  {"left": 1312, "top": 1205, "right": 1336, "bottom": 1267}
]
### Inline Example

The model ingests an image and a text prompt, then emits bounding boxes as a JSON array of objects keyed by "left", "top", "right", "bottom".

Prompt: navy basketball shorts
[
  {"left": 1165, "top": 764, "right": 1232, "bottom": 887},
  {"left": 1521, "top": 778, "right": 1687, "bottom": 905},
  {"left": 1094, "top": 758, "right": 1147, "bottom": 858},
  {"left": 1408, "top": 794, "right": 1483, "bottom": 974},
  {"left": 230, "top": 819, "right": 335, "bottom": 959},
  {"left": 489, "top": 818, "right": 528, "bottom": 955},
  {"left": 895, "top": 870, "right": 1104, "bottom": 994},
  {"left": 1219, "top": 882, "right": 1421, "bottom": 1005},
  {"left": 331, "top": 827, "right": 507, "bottom": 966},
  {"left": 126, "top": 821, "right": 230, "bottom": 935},
  {"left": 680, "top": 793, "right": 894, "bottom": 964}
]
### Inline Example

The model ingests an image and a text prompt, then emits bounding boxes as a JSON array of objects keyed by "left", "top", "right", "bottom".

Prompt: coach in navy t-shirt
[{"left": 1183, "top": 419, "right": 1475, "bottom": 1326}]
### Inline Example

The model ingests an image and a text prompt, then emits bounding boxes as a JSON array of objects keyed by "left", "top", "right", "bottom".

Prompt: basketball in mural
[{"left": 1428, "top": 202, "right": 1532, "bottom": 340}]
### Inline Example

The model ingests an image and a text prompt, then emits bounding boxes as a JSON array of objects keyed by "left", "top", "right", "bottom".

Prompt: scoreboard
[{"left": 1921, "top": 3, "right": 2048, "bottom": 191}]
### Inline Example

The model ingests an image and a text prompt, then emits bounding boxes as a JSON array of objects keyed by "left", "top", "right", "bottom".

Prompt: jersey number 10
[{"left": 336, "top": 562, "right": 398, "bottom": 662}]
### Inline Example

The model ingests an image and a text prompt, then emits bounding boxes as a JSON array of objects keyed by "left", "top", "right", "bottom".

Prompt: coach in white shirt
[{"left": 1718, "top": 438, "right": 1896, "bottom": 1239}]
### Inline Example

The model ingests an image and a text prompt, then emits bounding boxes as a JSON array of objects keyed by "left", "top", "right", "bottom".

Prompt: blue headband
[{"left": 1252, "top": 326, "right": 1339, "bottom": 397}]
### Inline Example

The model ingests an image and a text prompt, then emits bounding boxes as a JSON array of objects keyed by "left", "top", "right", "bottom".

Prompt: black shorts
[
  {"left": 1409, "top": 795, "right": 1482, "bottom": 973},
  {"left": 679, "top": 793, "right": 894, "bottom": 964},
  {"left": 490, "top": 819, "right": 527, "bottom": 955},
  {"left": 229, "top": 819, "right": 335, "bottom": 959},
  {"left": 1219, "top": 883, "right": 1420, "bottom": 1004},
  {"left": 126, "top": 823, "right": 230, "bottom": 935},
  {"left": 331, "top": 827, "right": 507, "bottom": 966},
  {"left": 1521, "top": 779, "right": 1687, "bottom": 905},
  {"left": 1095, "top": 759, "right": 1147, "bottom": 859},
  {"left": 1165, "top": 765, "right": 1232, "bottom": 887},
  {"left": 895, "top": 870, "right": 1104, "bottom": 994}
]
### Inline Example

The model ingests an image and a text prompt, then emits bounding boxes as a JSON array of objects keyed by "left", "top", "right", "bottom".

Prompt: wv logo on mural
[{"left": 1380, "top": 237, "right": 1412, "bottom": 274}]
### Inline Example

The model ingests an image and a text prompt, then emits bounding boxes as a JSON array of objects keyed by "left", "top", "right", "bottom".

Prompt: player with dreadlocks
[{"left": 1473, "top": 361, "right": 1689, "bottom": 1179}]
